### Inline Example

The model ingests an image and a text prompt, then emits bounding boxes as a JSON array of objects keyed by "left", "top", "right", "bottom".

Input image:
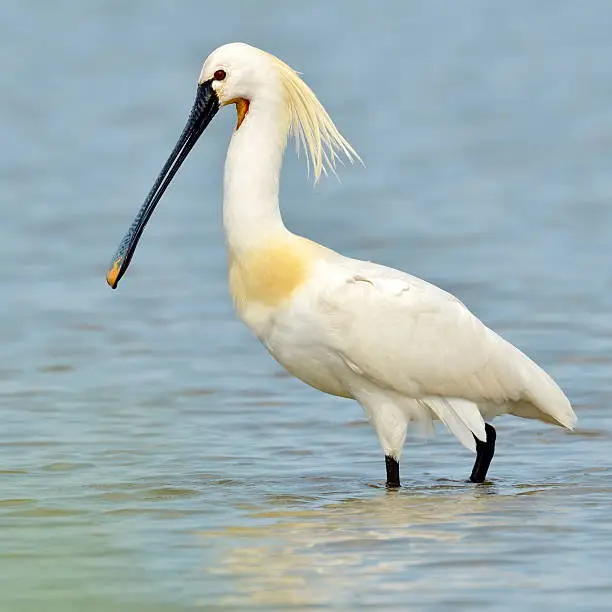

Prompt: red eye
[{"left": 213, "top": 69, "right": 226, "bottom": 81}]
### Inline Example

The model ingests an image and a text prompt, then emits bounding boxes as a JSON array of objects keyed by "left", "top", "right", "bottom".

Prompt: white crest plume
[{"left": 264, "top": 50, "right": 361, "bottom": 181}]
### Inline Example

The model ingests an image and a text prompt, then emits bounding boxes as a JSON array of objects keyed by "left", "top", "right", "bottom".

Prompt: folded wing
[{"left": 318, "top": 260, "right": 576, "bottom": 433}]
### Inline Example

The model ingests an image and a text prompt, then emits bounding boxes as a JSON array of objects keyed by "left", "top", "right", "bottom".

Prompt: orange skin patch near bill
[{"left": 226, "top": 98, "right": 250, "bottom": 130}]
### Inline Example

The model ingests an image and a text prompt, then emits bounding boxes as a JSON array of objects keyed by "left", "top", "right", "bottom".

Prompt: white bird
[{"left": 107, "top": 42, "right": 577, "bottom": 487}]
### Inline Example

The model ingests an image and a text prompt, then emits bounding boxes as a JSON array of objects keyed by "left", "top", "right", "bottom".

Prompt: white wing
[{"left": 316, "top": 258, "right": 576, "bottom": 432}]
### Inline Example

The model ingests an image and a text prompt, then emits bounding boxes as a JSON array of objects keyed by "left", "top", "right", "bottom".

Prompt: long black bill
[{"left": 106, "top": 81, "right": 219, "bottom": 289}]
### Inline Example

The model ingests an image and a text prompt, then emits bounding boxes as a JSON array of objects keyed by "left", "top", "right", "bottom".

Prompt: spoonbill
[{"left": 106, "top": 43, "right": 576, "bottom": 487}]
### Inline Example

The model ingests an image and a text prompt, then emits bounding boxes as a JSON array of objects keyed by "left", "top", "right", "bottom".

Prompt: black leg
[
  {"left": 469, "top": 423, "right": 496, "bottom": 483},
  {"left": 385, "top": 455, "right": 400, "bottom": 488}
]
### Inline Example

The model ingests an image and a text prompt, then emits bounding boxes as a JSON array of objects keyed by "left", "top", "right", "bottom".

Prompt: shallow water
[{"left": 2, "top": 0, "right": 612, "bottom": 609}]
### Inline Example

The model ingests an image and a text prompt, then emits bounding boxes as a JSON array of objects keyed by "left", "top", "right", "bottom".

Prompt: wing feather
[
  {"left": 422, "top": 397, "right": 487, "bottom": 450},
  {"left": 318, "top": 259, "right": 576, "bottom": 430}
]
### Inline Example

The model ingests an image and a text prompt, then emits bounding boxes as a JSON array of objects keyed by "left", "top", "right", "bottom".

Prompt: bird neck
[{"left": 223, "top": 98, "right": 290, "bottom": 256}]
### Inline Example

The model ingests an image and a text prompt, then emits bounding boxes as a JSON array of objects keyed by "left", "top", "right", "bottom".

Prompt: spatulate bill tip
[{"left": 106, "top": 258, "right": 123, "bottom": 289}]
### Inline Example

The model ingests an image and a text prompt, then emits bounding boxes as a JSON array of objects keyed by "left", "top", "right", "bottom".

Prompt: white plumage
[
  {"left": 108, "top": 42, "right": 576, "bottom": 485},
  {"left": 258, "top": 249, "right": 575, "bottom": 456}
]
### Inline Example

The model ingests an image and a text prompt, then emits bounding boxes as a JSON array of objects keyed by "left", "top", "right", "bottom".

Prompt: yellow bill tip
[{"left": 106, "top": 258, "right": 122, "bottom": 289}]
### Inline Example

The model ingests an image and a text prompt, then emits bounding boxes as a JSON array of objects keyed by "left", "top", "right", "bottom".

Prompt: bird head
[{"left": 106, "top": 42, "right": 358, "bottom": 289}]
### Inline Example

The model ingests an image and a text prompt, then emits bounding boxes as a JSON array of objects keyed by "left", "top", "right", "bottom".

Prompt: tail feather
[{"left": 505, "top": 343, "right": 577, "bottom": 430}]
